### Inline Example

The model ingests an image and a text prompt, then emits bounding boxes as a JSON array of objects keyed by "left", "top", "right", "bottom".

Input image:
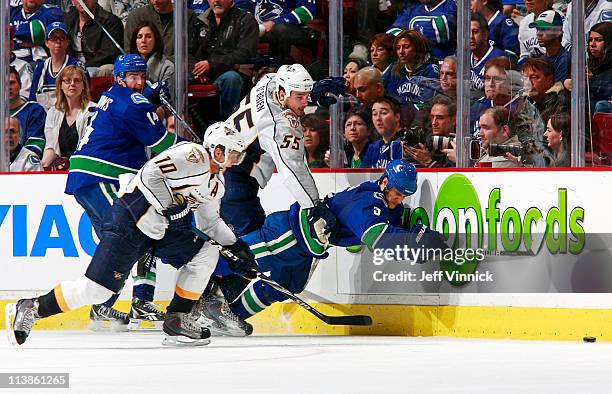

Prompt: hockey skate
[
  {"left": 89, "top": 304, "right": 129, "bottom": 332},
  {"left": 6, "top": 299, "right": 40, "bottom": 345},
  {"left": 162, "top": 312, "right": 211, "bottom": 346},
  {"left": 128, "top": 298, "right": 165, "bottom": 330},
  {"left": 193, "top": 295, "right": 253, "bottom": 337}
]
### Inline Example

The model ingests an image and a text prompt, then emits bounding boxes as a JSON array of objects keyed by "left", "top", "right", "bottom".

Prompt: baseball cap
[
  {"left": 529, "top": 10, "right": 563, "bottom": 30},
  {"left": 46, "top": 22, "right": 68, "bottom": 39}
]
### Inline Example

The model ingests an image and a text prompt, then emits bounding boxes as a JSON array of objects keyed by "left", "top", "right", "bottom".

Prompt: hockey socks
[
  {"left": 167, "top": 293, "right": 197, "bottom": 314},
  {"left": 36, "top": 288, "right": 63, "bottom": 318},
  {"left": 230, "top": 279, "right": 286, "bottom": 320}
]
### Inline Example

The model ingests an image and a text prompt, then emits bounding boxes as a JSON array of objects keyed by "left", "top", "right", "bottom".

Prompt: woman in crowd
[
  {"left": 343, "top": 58, "right": 368, "bottom": 96},
  {"left": 342, "top": 108, "right": 373, "bottom": 168},
  {"left": 369, "top": 33, "right": 395, "bottom": 86},
  {"left": 29, "top": 22, "right": 83, "bottom": 110},
  {"left": 587, "top": 22, "right": 612, "bottom": 114},
  {"left": 302, "top": 113, "right": 330, "bottom": 168},
  {"left": 544, "top": 113, "right": 570, "bottom": 167},
  {"left": 41, "top": 66, "right": 95, "bottom": 170},
  {"left": 129, "top": 21, "right": 175, "bottom": 98}
]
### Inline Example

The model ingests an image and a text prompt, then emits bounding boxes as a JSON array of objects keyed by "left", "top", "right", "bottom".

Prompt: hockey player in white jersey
[
  {"left": 6, "top": 122, "right": 258, "bottom": 346},
  {"left": 197, "top": 64, "right": 346, "bottom": 335}
]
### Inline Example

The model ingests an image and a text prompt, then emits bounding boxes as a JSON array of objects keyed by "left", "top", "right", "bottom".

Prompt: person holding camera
[
  {"left": 403, "top": 95, "right": 456, "bottom": 168},
  {"left": 476, "top": 106, "right": 522, "bottom": 167}
]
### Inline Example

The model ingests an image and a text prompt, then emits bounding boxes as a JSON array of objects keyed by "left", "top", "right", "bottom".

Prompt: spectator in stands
[
  {"left": 98, "top": 0, "right": 148, "bottom": 25},
  {"left": 6, "top": 117, "right": 42, "bottom": 172},
  {"left": 386, "top": 0, "right": 457, "bottom": 60},
  {"left": 10, "top": 0, "right": 64, "bottom": 63},
  {"left": 587, "top": 22, "right": 612, "bottom": 114},
  {"left": 65, "top": 0, "right": 124, "bottom": 74},
  {"left": 471, "top": 0, "right": 520, "bottom": 59},
  {"left": 471, "top": 13, "right": 506, "bottom": 93},
  {"left": 361, "top": 96, "right": 403, "bottom": 168},
  {"left": 9, "top": 67, "right": 46, "bottom": 158},
  {"left": 518, "top": 0, "right": 552, "bottom": 64},
  {"left": 522, "top": 56, "right": 569, "bottom": 123},
  {"left": 124, "top": 0, "right": 202, "bottom": 63},
  {"left": 386, "top": 30, "right": 439, "bottom": 118},
  {"left": 302, "top": 113, "right": 329, "bottom": 168},
  {"left": 193, "top": 0, "right": 258, "bottom": 119},
  {"left": 9, "top": 26, "right": 34, "bottom": 99},
  {"left": 343, "top": 58, "right": 367, "bottom": 96},
  {"left": 476, "top": 106, "right": 522, "bottom": 167},
  {"left": 562, "top": 0, "right": 612, "bottom": 49},
  {"left": 343, "top": 108, "right": 374, "bottom": 168},
  {"left": 543, "top": 112, "right": 570, "bottom": 167},
  {"left": 529, "top": 10, "right": 570, "bottom": 82},
  {"left": 41, "top": 65, "right": 95, "bottom": 170},
  {"left": 353, "top": 67, "right": 385, "bottom": 107},
  {"left": 369, "top": 33, "right": 395, "bottom": 85},
  {"left": 439, "top": 56, "right": 457, "bottom": 96},
  {"left": 129, "top": 21, "right": 174, "bottom": 99},
  {"left": 403, "top": 95, "right": 456, "bottom": 167},
  {"left": 30, "top": 22, "right": 84, "bottom": 111},
  {"left": 252, "top": 0, "right": 317, "bottom": 64}
]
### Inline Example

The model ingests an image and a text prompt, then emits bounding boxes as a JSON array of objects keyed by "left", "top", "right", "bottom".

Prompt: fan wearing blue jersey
[
  {"left": 470, "top": 13, "right": 507, "bottom": 93},
  {"left": 65, "top": 54, "right": 178, "bottom": 330},
  {"left": 10, "top": 0, "right": 64, "bottom": 63},
  {"left": 195, "top": 160, "right": 447, "bottom": 334},
  {"left": 9, "top": 67, "right": 46, "bottom": 158},
  {"left": 386, "top": 0, "right": 457, "bottom": 59},
  {"left": 471, "top": 0, "right": 520, "bottom": 60}
]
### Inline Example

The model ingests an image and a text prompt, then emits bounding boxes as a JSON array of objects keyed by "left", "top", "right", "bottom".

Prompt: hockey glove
[
  {"left": 225, "top": 239, "right": 258, "bottom": 279},
  {"left": 409, "top": 224, "right": 449, "bottom": 264},
  {"left": 143, "top": 80, "right": 170, "bottom": 107},
  {"left": 161, "top": 196, "right": 193, "bottom": 233},
  {"left": 308, "top": 202, "right": 341, "bottom": 245},
  {"left": 310, "top": 77, "right": 348, "bottom": 107}
]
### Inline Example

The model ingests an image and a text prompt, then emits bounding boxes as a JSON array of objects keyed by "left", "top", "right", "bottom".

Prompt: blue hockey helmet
[
  {"left": 113, "top": 54, "right": 147, "bottom": 79},
  {"left": 383, "top": 159, "right": 418, "bottom": 196}
]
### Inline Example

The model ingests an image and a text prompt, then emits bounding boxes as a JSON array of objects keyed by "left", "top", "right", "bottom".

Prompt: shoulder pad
[{"left": 130, "top": 93, "right": 150, "bottom": 105}]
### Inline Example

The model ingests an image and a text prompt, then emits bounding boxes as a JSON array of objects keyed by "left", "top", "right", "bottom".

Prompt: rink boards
[{"left": 1, "top": 169, "right": 612, "bottom": 341}]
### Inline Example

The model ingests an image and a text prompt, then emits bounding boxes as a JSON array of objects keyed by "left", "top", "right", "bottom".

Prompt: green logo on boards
[{"left": 405, "top": 174, "right": 586, "bottom": 286}]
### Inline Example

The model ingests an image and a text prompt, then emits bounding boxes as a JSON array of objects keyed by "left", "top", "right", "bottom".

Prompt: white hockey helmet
[
  {"left": 275, "top": 64, "right": 314, "bottom": 104},
  {"left": 203, "top": 121, "right": 247, "bottom": 167}
]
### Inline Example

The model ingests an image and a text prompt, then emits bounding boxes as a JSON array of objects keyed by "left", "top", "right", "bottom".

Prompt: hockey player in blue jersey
[
  {"left": 386, "top": 0, "right": 457, "bottom": 60},
  {"left": 10, "top": 0, "right": 64, "bottom": 63},
  {"left": 195, "top": 160, "right": 448, "bottom": 335},
  {"left": 65, "top": 54, "right": 178, "bottom": 329},
  {"left": 9, "top": 66, "right": 46, "bottom": 157}
]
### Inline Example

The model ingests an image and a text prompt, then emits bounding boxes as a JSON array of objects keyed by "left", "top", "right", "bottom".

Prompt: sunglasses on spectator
[{"left": 62, "top": 78, "right": 83, "bottom": 85}]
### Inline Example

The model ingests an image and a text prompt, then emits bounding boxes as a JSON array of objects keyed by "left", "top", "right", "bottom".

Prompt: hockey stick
[
  {"left": 75, "top": 0, "right": 201, "bottom": 143},
  {"left": 191, "top": 226, "right": 373, "bottom": 326}
]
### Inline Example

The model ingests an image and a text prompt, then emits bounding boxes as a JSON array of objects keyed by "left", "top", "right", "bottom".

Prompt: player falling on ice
[
  {"left": 6, "top": 122, "right": 258, "bottom": 346},
  {"left": 193, "top": 64, "right": 348, "bottom": 335},
  {"left": 209, "top": 160, "right": 449, "bottom": 327}
]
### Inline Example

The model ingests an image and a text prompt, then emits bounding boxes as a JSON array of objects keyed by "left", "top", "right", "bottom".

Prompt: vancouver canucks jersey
[
  {"left": 9, "top": 145, "right": 42, "bottom": 172},
  {"left": 387, "top": 0, "right": 457, "bottom": 59},
  {"left": 10, "top": 4, "right": 64, "bottom": 62},
  {"left": 11, "top": 100, "right": 46, "bottom": 157},
  {"left": 488, "top": 10, "right": 520, "bottom": 59},
  {"left": 563, "top": 0, "right": 612, "bottom": 48},
  {"left": 386, "top": 62, "right": 440, "bottom": 110},
  {"left": 65, "top": 85, "right": 177, "bottom": 194},
  {"left": 29, "top": 56, "right": 84, "bottom": 101},
  {"left": 471, "top": 46, "right": 506, "bottom": 92},
  {"left": 360, "top": 138, "right": 404, "bottom": 169},
  {"left": 242, "top": 0, "right": 316, "bottom": 25}
]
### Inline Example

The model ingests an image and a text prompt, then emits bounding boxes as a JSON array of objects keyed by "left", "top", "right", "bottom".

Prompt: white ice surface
[{"left": 1, "top": 332, "right": 612, "bottom": 394}]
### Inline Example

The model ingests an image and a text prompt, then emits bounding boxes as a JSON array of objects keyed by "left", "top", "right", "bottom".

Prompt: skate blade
[
  {"left": 161, "top": 335, "right": 211, "bottom": 347},
  {"left": 208, "top": 324, "right": 247, "bottom": 337},
  {"left": 5, "top": 303, "right": 17, "bottom": 346},
  {"left": 128, "top": 319, "right": 163, "bottom": 331},
  {"left": 89, "top": 320, "right": 128, "bottom": 332}
]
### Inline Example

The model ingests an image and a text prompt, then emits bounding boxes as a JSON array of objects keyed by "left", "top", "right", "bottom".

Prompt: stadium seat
[
  {"left": 89, "top": 76, "right": 113, "bottom": 102},
  {"left": 587, "top": 112, "right": 612, "bottom": 166}
]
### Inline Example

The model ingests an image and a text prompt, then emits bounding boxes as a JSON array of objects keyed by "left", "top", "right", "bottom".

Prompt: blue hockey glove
[
  {"left": 162, "top": 197, "right": 193, "bottom": 233},
  {"left": 143, "top": 80, "right": 170, "bottom": 107},
  {"left": 308, "top": 201, "right": 340, "bottom": 245},
  {"left": 225, "top": 239, "right": 258, "bottom": 279},
  {"left": 310, "top": 77, "right": 348, "bottom": 107}
]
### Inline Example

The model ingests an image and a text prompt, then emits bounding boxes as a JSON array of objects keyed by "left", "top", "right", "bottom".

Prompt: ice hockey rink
[{"left": 1, "top": 332, "right": 612, "bottom": 394}]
